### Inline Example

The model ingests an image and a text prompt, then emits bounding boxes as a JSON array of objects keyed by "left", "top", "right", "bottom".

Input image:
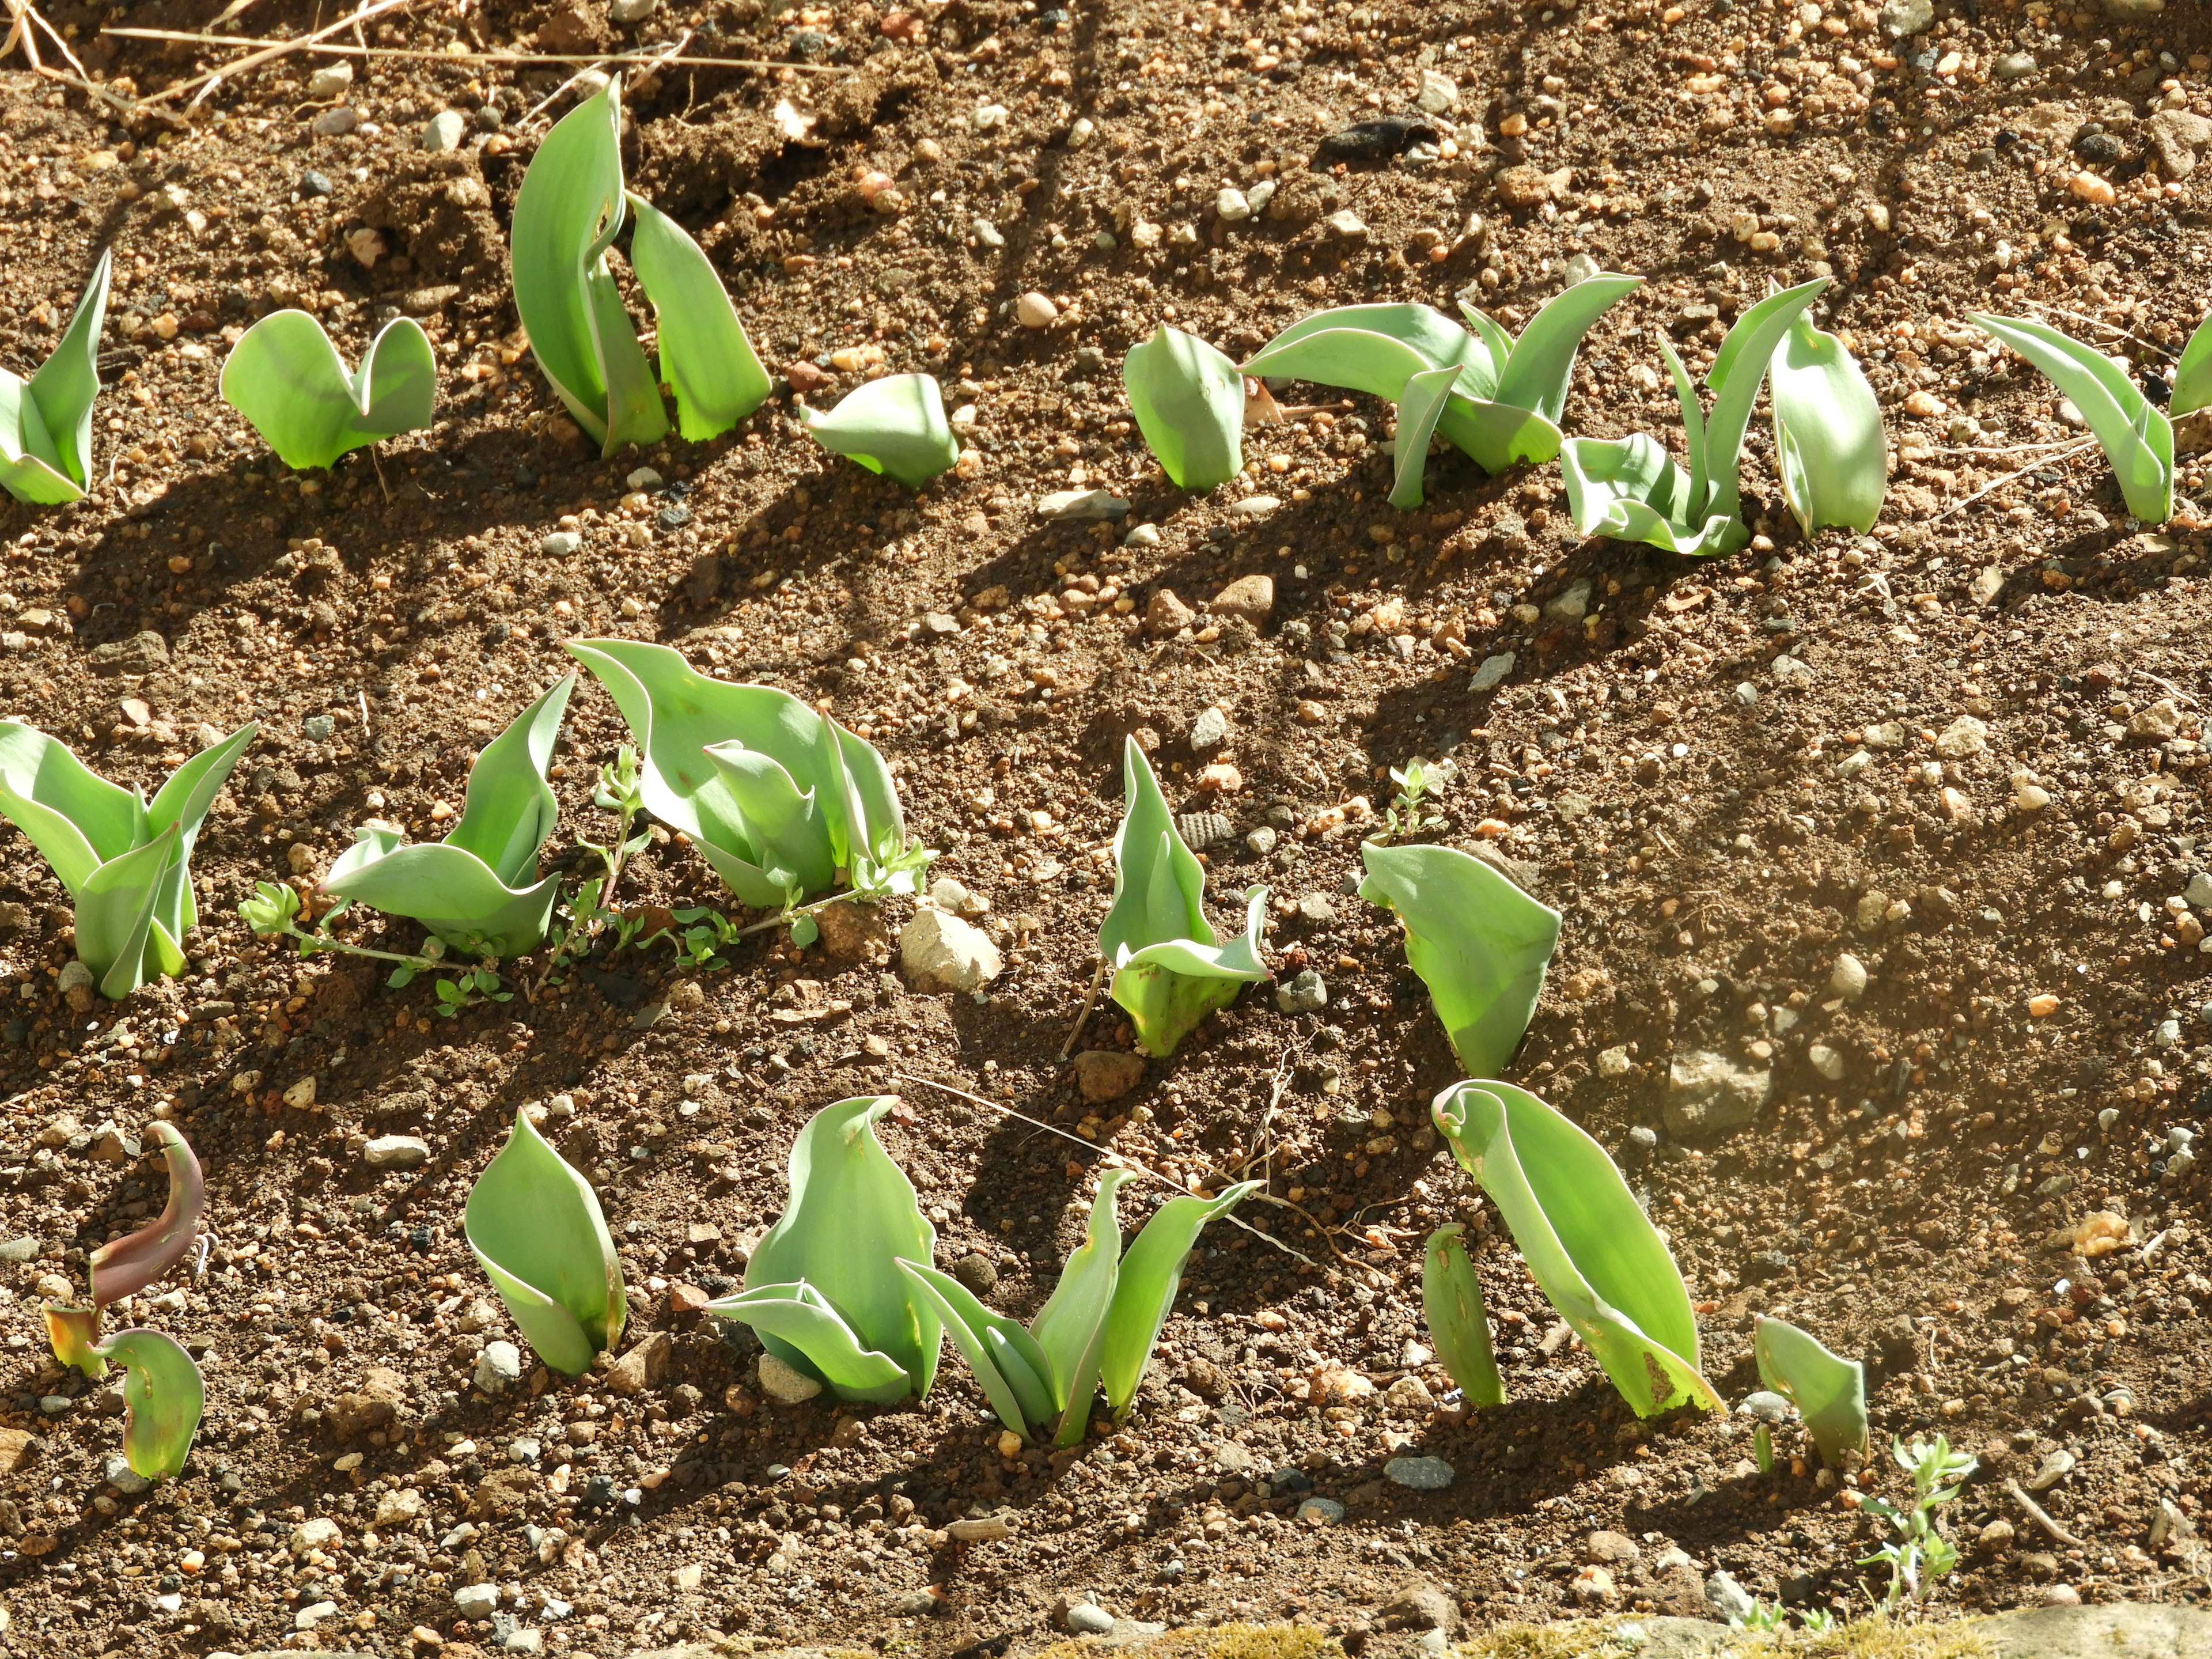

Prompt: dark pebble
[
  {"left": 299, "top": 171, "right": 334, "bottom": 198},
  {"left": 656, "top": 503, "right": 691, "bottom": 531},
  {"left": 1316, "top": 113, "right": 1437, "bottom": 162},
  {"left": 952, "top": 1253, "right": 999, "bottom": 1297},
  {"left": 2073, "top": 131, "right": 2125, "bottom": 165}
]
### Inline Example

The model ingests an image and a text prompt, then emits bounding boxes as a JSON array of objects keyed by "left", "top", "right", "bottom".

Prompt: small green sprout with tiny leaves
[
  {"left": 1366, "top": 756, "right": 1449, "bottom": 847},
  {"left": 1, "top": 249, "right": 111, "bottom": 505},
  {"left": 1969, "top": 311, "right": 2173, "bottom": 524},
  {"left": 1859, "top": 1434, "right": 1978, "bottom": 1612},
  {"left": 219, "top": 310, "right": 437, "bottom": 470},
  {"left": 799, "top": 372, "right": 960, "bottom": 487}
]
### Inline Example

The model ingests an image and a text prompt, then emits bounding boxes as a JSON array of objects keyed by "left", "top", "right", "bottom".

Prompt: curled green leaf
[
  {"left": 1422, "top": 1224, "right": 1504, "bottom": 1407},
  {"left": 800, "top": 373, "right": 960, "bottom": 487},
  {"left": 93, "top": 1328, "right": 204, "bottom": 1480},
  {"left": 625, "top": 192, "right": 772, "bottom": 440},
  {"left": 1969, "top": 312, "right": 2172, "bottom": 524},
  {"left": 0, "top": 248, "right": 110, "bottom": 505},
  {"left": 1124, "top": 324, "right": 1244, "bottom": 489},
  {"left": 1770, "top": 306, "right": 1885, "bottom": 536},
  {"left": 219, "top": 310, "right": 436, "bottom": 471},
  {"left": 1755, "top": 1315, "right": 1868, "bottom": 1468},
  {"left": 465, "top": 1106, "right": 624, "bottom": 1374}
]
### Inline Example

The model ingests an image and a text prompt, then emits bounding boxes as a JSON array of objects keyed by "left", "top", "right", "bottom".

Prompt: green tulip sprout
[
  {"left": 1422, "top": 1222, "right": 1504, "bottom": 1407},
  {"left": 319, "top": 673, "right": 575, "bottom": 959},
  {"left": 1100, "top": 737, "right": 1268, "bottom": 1058},
  {"left": 1124, "top": 324, "right": 1245, "bottom": 489},
  {"left": 1357, "top": 842, "right": 1560, "bottom": 1079},
  {"left": 0, "top": 720, "right": 256, "bottom": 999},
  {"left": 902, "top": 1169, "right": 1258, "bottom": 1445},
  {"left": 1, "top": 248, "right": 110, "bottom": 505},
  {"left": 1770, "top": 304, "right": 1887, "bottom": 536},
  {"left": 1432, "top": 1080, "right": 1719, "bottom": 1417},
  {"left": 1754, "top": 1315, "right": 1868, "bottom": 1468},
  {"left": 466, "top": 1107, "right": 626, "bottom": 1374},
  {"left": 1559, "top": 276, "right": 1827, "bottom": 556},
  {"left": 1969, "top": 312, "right": 2173, "bottom": 524},
  {"left": 2171, "top": 310, "right": 2212, "bottom": 420},
  {"left": 512, "top": 75, "right": 770, "bottom": 455},
  {"left": 798, "top": 373, "right": 960, "bottom": 487},
  {"left": 219, "top": 311, "right": 437, "bottom": 470},
  {"left": 705, "top": 1096, "right": 941, "bottom": 1403}
]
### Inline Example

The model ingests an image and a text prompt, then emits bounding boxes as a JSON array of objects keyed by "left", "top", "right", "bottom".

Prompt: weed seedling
[
  {"left": 1859, "top": 1434, "right": 1977, "bottom": 1612},
  {"left": 1368, "top": 757, "right": 1449, "bottom": 846}
]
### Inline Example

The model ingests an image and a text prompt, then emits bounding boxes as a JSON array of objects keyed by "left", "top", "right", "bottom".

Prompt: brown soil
[{"left": 0, "top": 0, "right": 2209, "bottom": 1655}]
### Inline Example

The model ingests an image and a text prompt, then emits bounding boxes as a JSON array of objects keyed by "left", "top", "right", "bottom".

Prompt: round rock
[
  {"left": 1016, "top": 291, "right": 1059, "bottom": 329},
  {"left": 1384, "top": 1455, "right": 1455, "bottom": 1491},
  {"left": 758, "top": 1351, "right": 823, "bottom": 1404}
]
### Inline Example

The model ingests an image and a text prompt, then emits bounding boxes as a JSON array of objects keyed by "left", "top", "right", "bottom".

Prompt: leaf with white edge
[
  {"left": 625, "top": 192, "right": 772, "bottom": 441},
  {"left": 1969, "top": 312, "right": 2172, "bottom": 524},
  {"left": 94, "top": 1328, "right": 203, "bottom": 1480},
  {"left": 1491, "top": 273, "right": 1643, "bottom": 423},
  {"left": 219, "top": 311, "right": 436, "bottom": 471},
  {"left": 800, "top": 373, "right": 959, "bottom": 487},
  {"left": 465, "top": 1107, "right": 625, "bottom": 1374},
  {"left": 1755, "top": 1315, "right": 1868, "bottom": 1468},
  {"left": 79, "top": 823, "right": 180, "bottom": 1001},
  {"left": 0, "top": 249, "right": 110, "bottom": 503},
  {"left": 2172, "top": 312, "right": 2212, "bottom": 420},
  {"left": 1388, "top": 364, "right": 1463, "bottom": 510},
  {"left": 1097, "top": 1183, "right": 1259, "bottom": 1418},
  {"left": 1770, "top": 308, "right": 1886, "bottom": 536},
  {"left": 1124, "top": 324, "right": 1244, "bottom": 490},
  {"left": 1699, "top": 278, "right": 1827, "bottom": 525},
  {"left": 1423, "top": 1223, "right": 1504, "bottom": 1407},
  {"left": 1433, "top": 1080, "right": 1719, "bottom": 1416},
  {"left": 1358, "top": 842, "right": 1561, "bottom": 1078},
  {"left": 1249, "top": 304, "right": 1494, "bottom": 400},
  {"left": 702, "top": 1282, "right": 913, "bottom": 1403},
  {"left": 897, "top": 1260, "right": 1056, "bottom": 1438},
  {"left": 89, "top": 1122, "right": 203, "bottom": 1306}
]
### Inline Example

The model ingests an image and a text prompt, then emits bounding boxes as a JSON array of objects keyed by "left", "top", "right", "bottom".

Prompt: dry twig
[
  {"left": 2006, "top": 1478, "right": 2086, "bottom": 1548},
  {"left": 105, "top": 24, "right": 860, "bottom": 78},
  {"left": 1928, "top": 437, "right": 2099, "bottom": 524}
]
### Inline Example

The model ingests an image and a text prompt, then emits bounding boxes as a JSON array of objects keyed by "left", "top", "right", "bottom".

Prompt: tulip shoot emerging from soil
[
  {"left": 465, "top": 1107, "right": 626, "bottom": 1375},
  {"left": 0, "top": 248, "right": 110, "bottom": 505},
  {"left": 1356, "top": 842, "right": 1560, "bottom": 1078},
  {"left": 798, "top": 372, "right": 961, "bottom": 487},
  {"left": 1754, "top": 1314, "right": 1869, "bottom": 1469},
  {"left": 2172, "top": 311, "right": 2212, "bottom": 420},
  {"left": 1422, "top": 1223, "right": 1504, "bottom": 1407},
  {"left": 320, "top": 673, "right": 577, "bottom": 959},
  {"left": 44, "top": 1120, "right": 205, "bottom": 1376},
  {"left": 1968, "top": 312, "right": 2173, "bottom": 524},
  {"left": 0, "top": 721, "right": 257, "bottom": 999},
  {"left": 1768, "top": 302, "right": 1887, "bottom": 537},
  {"left": 1431, "top": 1080, "right": 1719, "bottom": 1417},
  {"left": 91, "top": 1330, "right": 205, "bottom": 1481},
  {"left": 1124, "top": 324, "right": 1245, "bottom": 490},
  {"left": 218, "top": 310, "right": 437, "bottom": 471},
  {"left": 1100, "top": 737, "right": 1269, "bottom": 1058},
  {"left": 903, "top": 1169, "right": 1259, "bottom": 1445},
  {"left": 511, "top": 76, "right": 770, "bottom": 456},
  {"left": 705, "top": 1096, "right": 941, "bottom": 1403},
  {"left": 1559, "top": 276, "right": 1827, "bottom": 556}
]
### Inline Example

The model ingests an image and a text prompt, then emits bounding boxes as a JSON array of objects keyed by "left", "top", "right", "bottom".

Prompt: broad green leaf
[
  {"left": 79, "top": 823, "right": 180, "bottom": 1000},
  {"left": 442, "top": 674, "right": 574, "bottom": 888},
  {"left": 94, "top": 1328, "right": 203, "bottom": 1480},
  {"left": 1112, "top": 887, "right": 1270, "bottom": 1059},
  {"left": 1249, "top": 304, "right": 1494, "bottom": 401},
  {"left": 0, "top": 248, "right": 111, "bottom": 502},
  {"left": 897, "top": 1260, "right": 1055, "bottom": 1438},
  {"left": 465, "top": 1107, "right": 625, "bottom": 1374},
  {"left": 1097, "top": 1183, "right": 1257, "bottom": 1418},
  {"left": 510, "top": 76, "right": 668, "bottom": 453},
  {"left": 1030, "top": 1168, "right": 1131, "bottom": 1442},
  {"left": 1358, "top": 843, "right": 1561, "bottom": 1077},
  {"left": 1770, "top": 309, "right": 1885, "bottom": 536},
  {"left": 89, "top": 1122, "right": 203, "bottom": 1306},
  {"left": 1100, "top": 738, "right": 1211, "bottom": 963},
  {"left": 0, "top": 719, "right": 143, "bottom": 891},
  {"left": 1124, "top": 324, "right": 1245, "bottom": 490},
  {"left": 1433, "top": 1081, "right": 1719, "bottom": 1416},
  {"left": 1422, "top": 1224, "right": 1504, "bottom": 1407},
  {"left": 1970, "top": 312, "right": 2173, "bottom": 523},
  {"left": 1492, "top": 273, "right": 1642, "bottom": 423},
  {"left": 219, "top": 311, "right": 436, "bottom": 470},
  {"left": 743, "top": 1096, "right": 939, "bottom": 1396},
  {"left": 625, "top": 192, "right": 772, "bottom": 440},
  {"left": 1699, "top": 278, "right": 1827, "bottom": 525},
  {"left": 1755, "top": 1315, "right": 1868, "bottom": 1468},
  {"left": 1388, "top": 364, "right": 1463, "bottom": 510},
  {"left": 704, "top": 1281, "right": 913, "bottom": 1403},
  {"left": 2173, "top": 312, "right": 2212, "bottom": 419},
  {"left": 46, "top": 1304, "right": 105, "bottom": 1377},
  {"left": 1433, "top": 395, "right": 1562, "bottom": 474},
  {"left": 701, "top": 742, "right": 838, "bottom": 898},
  {"left": 800, "top": 373, "right": 959, "bottom": 487},
  {"left": 1558, "top": 434, "right": 1742, "bottom": 558},
  {"left": 1240, "top": 325, "right": 1434, "bottom": 403},
  {"left": 144, "top": 721, "right": 257, "bottom": 943}
]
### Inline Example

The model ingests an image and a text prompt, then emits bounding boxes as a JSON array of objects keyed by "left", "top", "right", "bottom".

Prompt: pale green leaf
[
  {"left": 0, "top": 247, "right": 111, "bottom": 501},
  {"left": 1099, "top": 737, "right": 1210, "bottom": 963},
  {"left": 94, "top": 1328, "right": 203, "bottom": 1480},
  {"left": 442, "top": 674, "right": 574, "bottom": 888},
  {"left": 78, "top": 823, "right": 180, "bottom": 999},
  {"left": 897, "top": 1260, "right": 1054, "bottom": 1437},
  {"left": 0, "top": 369, "right": 80, "bottom": 505},
  {"left": 1028, "top": 1167, "right": 1131, "bottom": 1432},
  {"left": 1700, "top": 277, "right": 1827, "bottom": 524},
  {"left": 800, "top": 373, "right": 959, "bottom": 487},
  {"left": 1491, "top": 272, "right": 1642, "bottom": 423},
  {"left": 464, "top": 1107, "right": 624, "bottom": 1374},
  {"left": 144, "top": 721, "right": 257, "bottom": 942},
  {"left": 1098, "top": 1183, "right": 1257, "bottom": 1418},
  {"left": 46, "top": 1304, "right": 105, "bottom": 1377},
  {"left": 1124, "top": 324, "right": 1244, "bottom": 489},
  {"left": 1249, "top": 304, "right": 1494, "bottom": 400},
  {"left": 1422, "top": 1223, "right": 1503, "bottom": 1407},
  {"left": 625, "top": 191, "right": 771, "bottom": 440},
  {"left": 1969, "top": 312, "right": 2172, "bottom": 522},
  {"left": 703, "top": 1281, "right": 913, "bottom": 1403},
  {"left": 1770, "top": 309, "right": 1886, "bottom": 536},
  {"left": 219, "top": 310, "right": 436, "bottom": 469},
  {"left": 1112, "top": 885, "right": 1270, "bottom": 1058},
  {"left": 1558, "top": 434, "right": 1743, "bottom": 557},
  {"left": 1432, "top": 395, "right": 1562, "bottom": 474},
  {"left": 0, "top": 719, "right": 144, "bottom": 891},
  {"left": 2172, "top": 312, "right": 2212, "bottom": 419},
  {"left": 1388, "top": 365, "right": 1462, "bottom": 510},
  {"left": 1358, "top": 843, "right": 1561, "bottom": 1077},
  {"left": 1433, "top": 1081, "right": 1719, "bottom": 1416},
  {"left": 1755, "top": 1315, "right": 1868, "bottom": 1468}
]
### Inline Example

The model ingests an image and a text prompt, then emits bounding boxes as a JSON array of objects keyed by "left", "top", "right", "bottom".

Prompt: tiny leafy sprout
[
  {"left": 321, "top": 674, "right": 576, "bottom": 959},
  {"left": 1357, "top": 842, "right": 1560, "bottom": 1078},
  {"left": 798, "top": 373, "right": 960, "bottom": 488},
  {"left": 704, "top": 1096, "right": 941, "bottom": 1403},
  {"left": 218, "top": 310, "right": 436, "bottom": 471},
  {"left": 1240, "top": 276, "right": 1641, "bottom": 505},
  {"left": 1969, "top": 312, "right": 2172, "bottom": 525},
  {"left": 512, "top": 75, "right": 770, "bottom": 456},
  {"left": 902, "top": 1171, "right": 1257, "bottom": 1447},
  {"left": 1100, "top": 737, "right": 1268, "bottom": 1058},
  {"left": 1421, "top": 1223, "right": 1503, "bottom": 1408},
  {"left": 1368, "top": 757, "right": 1449, "bottom": 847},
  {"left": 1859, "top": 1434, "right": 1978, "bottom": 1611},
  {"left": 1124, "top": 324, "right": 1245, "bottom": 490},
  {"left": 46, "top": 1121, "right": 204, "bottom": 1378},
  {"left": 465, "top": 1107, "right": 625, "bottom": 1375},
  {"left": 1559, "top": 276, "right": 1828, "bottom": 557},
  {"left": 0, "top": 720, "right": 257, "bottom": 999},
  {"left": 1431, "top": 1080, "right": 1719, "bottom": 1417},
  {"left": 0, "top": 249, "right": 110, "bottom": 505},
  {"left": 566, "top": 639, "right": 921, "bottom": 911},
  {"left": 1753, "top": 1314, "right": 1868, "bottom": 1469},
  {"left": 1769, "top": 297, "right": 1886, "bottom": 537}
]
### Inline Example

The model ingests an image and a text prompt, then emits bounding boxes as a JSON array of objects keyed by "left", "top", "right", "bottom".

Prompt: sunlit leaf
[
  {"left": 1124, "top": 324, "right": 1244, "bottom": 489},
  {"left": 94, "top": 1328, "right": 204, "bottom": 1480},
  {"left": 0, "top": 248, "right": 110, "bottom": 504},
  {"left": 1097, "top": 1183, "right": 1257, "bottom": 1418},
  {"left": 1969, "top": 312, "right": 2172, "bottom": 524},
  {"left": 1770, "top": 306, "right": 1885, "bottom": 536},
  {"left": 465, "top": 1106, "right": 624, "bottom": 1374},
  {"left": 1755, "top": 1315, "right": 1868, "bottom": 1468},
  {"left": 219, "top": 310, "right": 436, "bottom": 471},
  {"left": 800, "top": 373, "right": 960, "bottom": 487},
  {"left": 705, "top": 1281, "right": 913, "bottom": 1403},
  {"left": 1422, "top": 1223, "right": 1504, "bottom": 1407},
  {"left": 625, "top": 192, "right": 772, "bottom": 441},
  {"left": 89, "top": 1122, "right": 204, "bottom": 1306},
  {"left": 46, "top": 1304, "right": 105, "bottom": 1377},
  {"left": 897, "top": 1259, "right": 1056, "bottom": 1438}
]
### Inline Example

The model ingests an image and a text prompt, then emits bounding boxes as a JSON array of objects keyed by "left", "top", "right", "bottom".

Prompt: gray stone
[
  {"left": 473, "top": 1340, "right": 522, "bottom": 1394},
  {"left": 1188, "top": 706, "right": 1229, "bottom": 753},
  {"left": 1828, "top": 953, "right": 1869, "bottom": 1002},
  {"left": 362, "top": 1134, "right": 430, "bottom": 1170},
  {"left": 0, "top": 1236, "right": 36, "bottom": 1263},
  {"left": 302, "top": 714, "right": 336, "bottom": 742},
  {"left": 306, "top": 62, "right": 354, "bottom": 99},
  {"left": 1664, "top": 1051, "right": 1772, "bottom": 1137},
  {"left": 1216, "top": 187, "right": 1252, "bottom": 222},
  {"left": 311, "top": 105, "right": 361, "bottom": 137},
  {"left": 1383, "top": 1455, "right": 1455, "bottom": 1491},
  {"left": 1738, "top": 1391, "right": 1793, "bottom": 1425},
  {"left": 900, "top": 908, "right": 1003, "bottom": 993},
  {"left": 1470, "top": 652, "right": 1515, "bottom": 692},
  {"left": 1880, "top": 0, "right": 1933, "bottom": 35},
  {"left": 1993, "top": 50, "right": 2039, "bottom": 80},
  {"left": 1324, "top": 209, "right": 1369, "bottom": 239},
  {"left": 1379, "top": 1580, "right": 1456, "bottom": 1631},
  {"left": 2147, "top": 110, "right": 2212, "bottom": 179},
  {"left": 1296, "top": 1497, "right": 1345, "bottom": 1524},
  {"left": 1416, "top": 69, "right": 1459, "bottom": 115},
  {"left": 1275, "top": 969, "right": 1328, "bottom": 1015},
  {"left": 1704, "top": 1571, "right": 1756, "bottom": 1623},
  {"left": 1543, "top": 579, "right": 1592, "bottom": 623},
  {"left": 1245, "top": 826, "right": 1277, "bottom": 857},
  {"left": 541, "top": 531, "right": 582, "bottom": 556},
  {"left": 1065, "top": 1603, "right": 1115, "bottom": 1635},
  {"left": 2187, "top": 872, "right": 2212, "bottom": 909},
  {"left": 454, "top": 1582, "right": 501, "bottom": 1619},
  {"left": 1987, "top": 1601, "right": 2212, "bottom": 1659},
  {"left": 1934, "top": 715, "right": 1989, "bottom": 758},
  {"left": 509, "top": 1437, "right": 541, "bottom": 1465},
  {"left": 757, "top": 1352, "right": 823, "bottom": 1404},
  {"left": 102, "top": 1453, "right": 151, "bottom": 1495},
  {"left": 1038, "top": 488, "right": 1130, "bottom": 521},
  {"left": 56, "top": 961, "right": 94, "bottom": 997},
  {"left": 419, "top": 110, "right": 468, "bottom": 153}
]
